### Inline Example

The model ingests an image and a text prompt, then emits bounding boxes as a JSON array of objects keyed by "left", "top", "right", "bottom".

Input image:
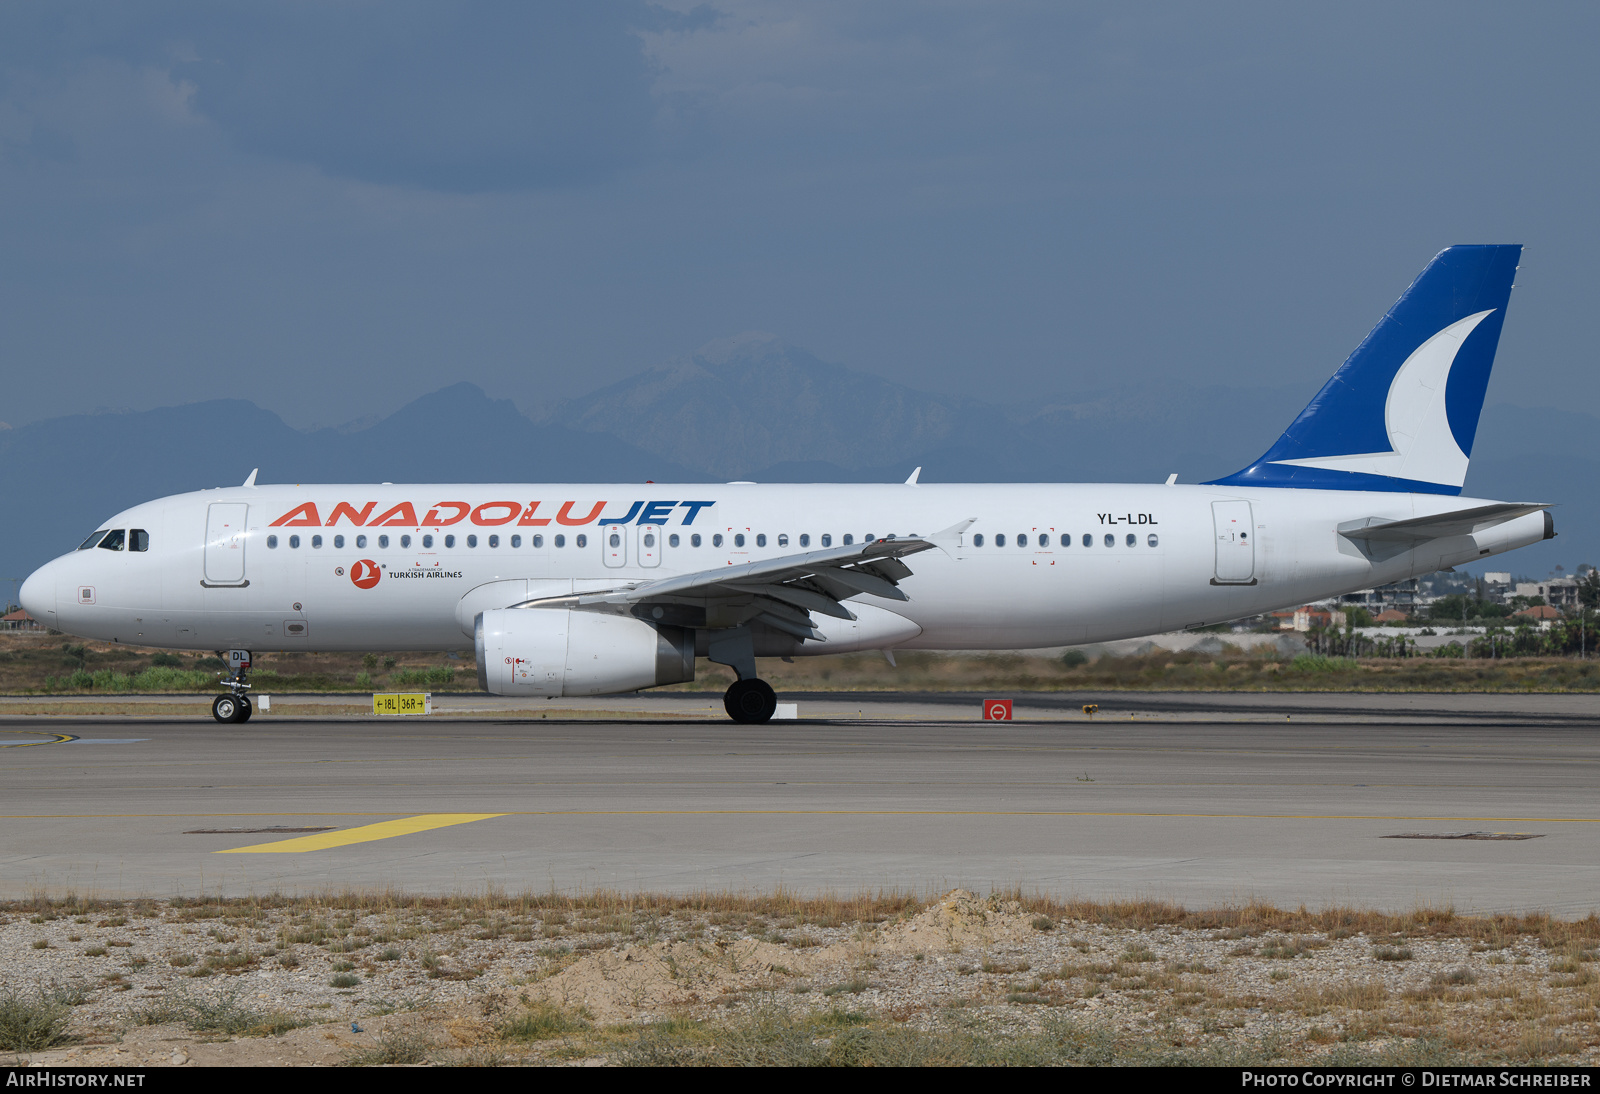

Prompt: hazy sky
[{"left": 3, "top": 2, "right": 1596, "bottom": 429}]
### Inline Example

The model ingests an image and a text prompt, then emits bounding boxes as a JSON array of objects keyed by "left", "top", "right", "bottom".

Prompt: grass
[
  {"left": 138, "top": 988, "right": 307, "bottom": 1037},
  {"left": 0, "top": 987, "right": 75, "bottom": 1052},
  {"left": 498, "top": 1002, "right": 591, "bottom": 1042},
  {"left": 3, "top": 630, "right": 1599, "bottom": 695},
  {"left": 610, "top": 1007, "right": 1472, "bottom": 1067}
]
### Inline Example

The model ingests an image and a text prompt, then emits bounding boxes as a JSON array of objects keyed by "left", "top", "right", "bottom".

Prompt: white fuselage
[{"left": 21, "top": 482, "right": 1547, "bottom": 658}]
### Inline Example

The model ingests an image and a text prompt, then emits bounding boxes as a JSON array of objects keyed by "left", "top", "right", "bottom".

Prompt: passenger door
[
  {"left": 203, "top": 503, "right": 249, "bottom": 586},
  {"left": 1211, "top": 500, "right": 1256, "bottom": 585}
]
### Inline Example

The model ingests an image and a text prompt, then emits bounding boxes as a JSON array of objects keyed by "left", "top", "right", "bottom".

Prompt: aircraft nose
[{"left": 19, "top": 564, "right": 56, "bottom": 627}]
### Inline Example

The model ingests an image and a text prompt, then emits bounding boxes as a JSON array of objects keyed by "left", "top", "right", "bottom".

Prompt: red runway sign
[{"left": 983, "top": 699, "right": 1012, "bottom": 721}]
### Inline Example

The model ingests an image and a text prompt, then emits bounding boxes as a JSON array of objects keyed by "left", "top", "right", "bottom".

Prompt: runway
[{"left": 2, "top": 692, "right": 1596, "bottom": 914}]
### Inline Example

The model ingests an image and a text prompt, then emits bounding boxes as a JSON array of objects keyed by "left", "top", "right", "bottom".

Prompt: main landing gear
[
  {"left": 212, "top": 649, "right": 254, "bottom": 724},
  {"left": 724, "top": 678, "right": 777, "bottom": 724}
]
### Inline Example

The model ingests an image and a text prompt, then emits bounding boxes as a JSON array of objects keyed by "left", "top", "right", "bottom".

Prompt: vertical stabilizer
[{"left": 1205, "top": 245, "right": 1521, "bottom": 495}]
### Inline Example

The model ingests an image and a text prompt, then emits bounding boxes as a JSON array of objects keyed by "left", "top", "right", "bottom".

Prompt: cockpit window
[
  {"left": 98, "top": 529, "right": 126, "bottom": 552},
  {"left": 130, "top": 529, "right": 149, "bottom": 552},
  {"left": 78, "top": 530, "right": 109, "bottom": 550}
]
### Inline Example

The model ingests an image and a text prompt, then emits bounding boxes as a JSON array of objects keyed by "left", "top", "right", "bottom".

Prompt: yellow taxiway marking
[
  {"left": 0, "top": 731, "right": 78, "bottom": 747},
  {"left": 216, "top": 813, "right": 506, "bottom": 853}
]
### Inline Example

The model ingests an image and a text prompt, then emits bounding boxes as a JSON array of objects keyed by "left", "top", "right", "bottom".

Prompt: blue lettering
[
  {"left": 639, "top": 500, "right": 678, "bottom": 525},
  {"left": 678, "top": 501, "right": 715, "bottom": 525},
  {"left": 597, "top": 501, "right": 644, "bottom": 525}
]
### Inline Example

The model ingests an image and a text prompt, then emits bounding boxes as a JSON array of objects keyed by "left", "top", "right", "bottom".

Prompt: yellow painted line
[
  {"left": 1, "top": 809, "right": 1595, "bottom": 825},
  {"left": 216, "top": 813, "right": 506, "bottom": 853},
  {"left": 0, "top": 732, "right": 77, "bottom": 747}
]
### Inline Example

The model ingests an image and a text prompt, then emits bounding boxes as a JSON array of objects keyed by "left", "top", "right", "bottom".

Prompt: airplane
[{"left": 19, "top": 245, "right": 1553, "bottom": 725}]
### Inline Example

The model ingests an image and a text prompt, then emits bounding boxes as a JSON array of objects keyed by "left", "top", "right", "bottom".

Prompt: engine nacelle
[{"left": 474, "top": 608, "right": 694, "bottom": 698}]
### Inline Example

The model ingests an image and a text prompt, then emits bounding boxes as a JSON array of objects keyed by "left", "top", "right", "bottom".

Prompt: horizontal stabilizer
[{"left": 1338, "top": 503, "right": 1549, "bottom": 544}]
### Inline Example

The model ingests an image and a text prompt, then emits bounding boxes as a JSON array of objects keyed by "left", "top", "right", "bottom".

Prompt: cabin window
[
  {"left": 995, "top": 534, "right": 1006, "bottom": 547},
  {"left": 445, "top": 534, "right": 456, "bottom": 548},
  {"left": 643, "top": 533, "right": 656, "bottom": 547},
  {"left": 356, "top": 535, "right": 368, "bottom": 549},
  {"left": 735, "top": 534, "right": 745, "bottom": 547},
  {"left": 1083, "top": 533, "right": 1092, "bottom": 547},
  {"left": 669, "top": 534, "right": 680, "bottom": 548},
  {"left": 401, "top": 534, "right": 412, "bottom": 548},
  {"left": 532, "top": 535, "right": 543, "bottom": 548},
  {"left": 78, "top": 530, "right": 109, "bottom": 550},
  {"left": 973, "top": 533, "right": 984, "bottom": 547},
  {"left": 379, "top": 534, "right": 391, "bottom": 549},
  {"left": 422, "top": 534, "right": 434, "bottom": 548},
  {"left": 756, "top": 533, "right": 767, "bottom": 547},
  {"left": 864, "top": 534, "right": 875, "bottom": 543},
  {"left": 576, "top": 534, "right": 587, "bottom": 548},
  {"left": 1126, "top": 533, "right": 1136, "bottom": 547},
  {"left": 333, "top": 535, "right": 345, "bottom": 549},
  {"left": 1147, "top": 534, "right": 1159, "bottom": 547},
  {"left": 799, "top": 534, "right": 809, "bottom": 547},
  {"left": 1017, "top": 534, "right": 1027, "bottom": 547},
  {"left": 1038, "top": 533, "right": 1049, "bottom": 547},
  {"left": 98, "top": 529, "right": 125, "bottom": 552},
  {"left": 821, "top": 534, "right": 832, "bottom": 547},
  {"left": 266, "top": 535, "right": 278, "bottom": 549},
  {"left": 1104, "top": 534, "right": 1115, "bottom": 548},
  {"left": 609, "top": 533, "right": 621, "bottom": 548},
  {"left": 843, "top": 534, "right": 854, "bottom": 546},
  {"left": 130, "top": 529, "right": 148, "bottom": 552},
  {"left": 465, "top": 535, "right": 475, "bottom": 548},
  {"left": 713, "top": 534, "right": 724, "bottom": 548},
  {"left": 691, "top": 534, "right": 701, "bottom": 547},
  {"left": 488, "top": 535, "right": 499, "bottom": 548},
  {"left": 511, "top": 535, "right": 521, "bottom": 548},
  {"left": 289, "top": 535, "right": 300, "bottom": 549},
  {"left": 554, "top": 535, "right": 565, "bottom": 548},
  {"left": 311, "top": 535, "right": 323, "bottom": 549},
  {"left": 777, "top": 534, "right": 788, "bottom": 547}
]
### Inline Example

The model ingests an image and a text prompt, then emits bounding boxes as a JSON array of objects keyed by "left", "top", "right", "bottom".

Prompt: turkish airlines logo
[{"left": 350, "top": 560, "right": 382, "bottom": 590}]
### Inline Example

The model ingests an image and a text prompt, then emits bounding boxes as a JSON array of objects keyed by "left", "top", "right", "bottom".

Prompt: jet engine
[{"left": 474, "top": 608, "right": 694, "bottom": 697}]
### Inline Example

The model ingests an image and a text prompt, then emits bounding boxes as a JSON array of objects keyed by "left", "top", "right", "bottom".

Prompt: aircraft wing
[
  {"left": 1338, "top": 502, "right": 1550, "bottom": 544},
  {"left": 513, "top": 521, "right": 970, "bottom": 642}
]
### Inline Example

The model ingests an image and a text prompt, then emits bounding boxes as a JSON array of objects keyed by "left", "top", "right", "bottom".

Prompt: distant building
[
  {"left": 1512, "top": 605, "right": 1561, "bottom": 622},
  {"left": 1374, "top": 609, "right": 1410, "bottom": 624},
  {"left": 1483, "top": 572, "right": 1512, "bottom": 586},
  {"left": 1292, "top": 606, "right": 1337, "bottom": 632},
  {"left": 1513, "top": 579, "right": 1580, "bottom": 610},
  {"left": 1, "top": 609, "right": 43, "bottom": 632}
]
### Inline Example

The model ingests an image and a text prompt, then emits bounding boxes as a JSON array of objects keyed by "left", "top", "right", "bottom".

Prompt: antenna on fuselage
[{"left": 242, "top": 469, "right": 258, "bottom": 487}]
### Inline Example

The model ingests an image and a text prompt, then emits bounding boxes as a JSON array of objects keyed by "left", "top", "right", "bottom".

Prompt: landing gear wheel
[
  {"left": 724, "top": 678, "right": 777, "bottom": 724},
  {"left": 212, "top": 694, "right": 243, "bottom": 724},
  {"left": 237, "top": 697, "right": 253, "bottom": 723}
]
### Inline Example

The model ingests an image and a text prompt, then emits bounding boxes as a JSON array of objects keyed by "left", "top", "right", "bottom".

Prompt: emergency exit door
[{"left": 1211, "top": 500, "right": 1256, "bottom": 585}]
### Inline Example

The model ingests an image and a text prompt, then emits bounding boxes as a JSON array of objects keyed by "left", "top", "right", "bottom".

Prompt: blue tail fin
[{"left": 1204, "top": 245, "right": 1522, "bottom": 495}]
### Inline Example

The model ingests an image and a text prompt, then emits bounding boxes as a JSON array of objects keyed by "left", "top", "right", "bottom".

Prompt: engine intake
[{"left": 475, "top": 608, "right": 694, "bottom": 697}]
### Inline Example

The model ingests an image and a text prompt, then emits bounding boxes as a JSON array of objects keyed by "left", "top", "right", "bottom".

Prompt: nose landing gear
[{"left": 212, "top": 649, "right": 253, "bottom": 724}]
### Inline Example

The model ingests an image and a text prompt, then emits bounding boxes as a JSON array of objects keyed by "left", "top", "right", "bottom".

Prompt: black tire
[
  {"left": 724, "top": 678, "right": 777, "bottom": 724},
  {"left": 212, "top": 695, "right": 242, "bottom": 724},
  {"left": 237, "top": 697, "right": 253, "bottom": 723}
]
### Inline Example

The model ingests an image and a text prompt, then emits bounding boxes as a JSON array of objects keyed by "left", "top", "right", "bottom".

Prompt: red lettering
[
  {"left": 422, "top": 502, "right": 470, "bottom": 527},
  {"left": 517, "top": 502, "right": 551, "bottom": 527},
  {"left": 556, "top": 500, "right": 605, "bottom": 526},
  {"left": 471, "top": 501, "right": 520, "bottom": 526},
  {"left": 325, "top": 501, "right": 376, "bottom": 527},
  {"left": 269, "top": 502, "right": 321, "bottom": 527},
  {"left": 371, "top": 502, "right": 419, "bottom": 527}
]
